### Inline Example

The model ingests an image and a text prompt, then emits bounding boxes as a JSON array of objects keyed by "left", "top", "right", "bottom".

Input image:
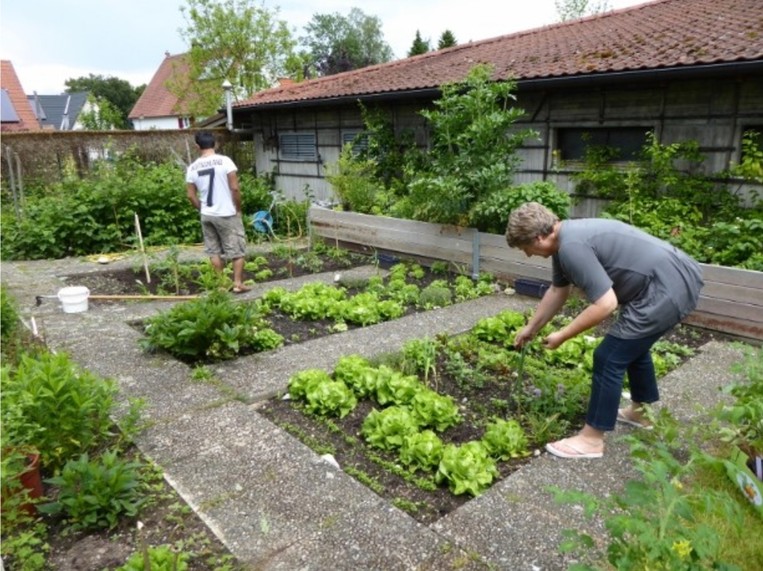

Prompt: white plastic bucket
[{"left": 57, "top": 286, "right": 90, "bottom": 313}]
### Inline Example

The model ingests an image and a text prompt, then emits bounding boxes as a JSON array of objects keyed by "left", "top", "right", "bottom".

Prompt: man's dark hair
[{"left": 195, "top": 131, "right": 216, "bottom": 150}]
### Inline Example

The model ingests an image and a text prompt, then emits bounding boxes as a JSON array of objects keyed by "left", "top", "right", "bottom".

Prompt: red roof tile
[
  {"left": 237, "top": 0, "right": 763, "bottom": 109},
  {"left": 1, "top": 60, "right": 42, "bottom": 132},
  {"left": 128, "top": 53, "right": 194, "bottom": 119}
]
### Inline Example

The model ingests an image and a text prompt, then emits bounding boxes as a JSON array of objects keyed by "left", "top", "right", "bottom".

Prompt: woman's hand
[{"left": 542, "top": 330, "right": 567, "bottom": 350}]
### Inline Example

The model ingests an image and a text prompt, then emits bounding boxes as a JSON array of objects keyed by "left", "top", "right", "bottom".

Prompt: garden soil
[{"left": 1, "top": 242, "right": 752, "bottom": 570}]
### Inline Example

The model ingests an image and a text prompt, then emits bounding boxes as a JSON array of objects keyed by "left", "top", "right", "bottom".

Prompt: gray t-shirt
[{"left": 552, "top": 219, "right": 704, "bottom": 338}]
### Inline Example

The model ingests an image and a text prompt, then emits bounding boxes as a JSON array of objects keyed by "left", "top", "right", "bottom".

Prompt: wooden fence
[{"left": 308, "top": 206, "right": 763, "bottom": 342}]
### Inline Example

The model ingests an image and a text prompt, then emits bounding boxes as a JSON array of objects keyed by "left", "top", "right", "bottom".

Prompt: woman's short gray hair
[{"left": 505, "top": 202, "right": 559, "bottom": 248}]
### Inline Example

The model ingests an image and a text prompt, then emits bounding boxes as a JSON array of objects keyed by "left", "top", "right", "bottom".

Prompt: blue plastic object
[{"left": 252, "top": 211, "right": 273, "bottom": 233}]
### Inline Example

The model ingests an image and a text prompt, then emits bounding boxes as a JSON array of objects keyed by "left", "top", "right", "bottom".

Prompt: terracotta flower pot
[{"left": 2, "top": 450, "right": 44, "bottom": 516}]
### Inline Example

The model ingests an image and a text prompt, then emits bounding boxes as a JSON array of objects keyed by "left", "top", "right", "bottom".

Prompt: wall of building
[{"left": 246, "top": 76, "right": 763, "bottom": 206}]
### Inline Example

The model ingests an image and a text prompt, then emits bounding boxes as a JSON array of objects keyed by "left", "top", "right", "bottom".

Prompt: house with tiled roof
[
  {"left": 226, "top": 0, "right": 763, "bottom": 204},
  {"left": 129, "top": 52, "right": 195, "bottom": 130},
  {"left": 1, "top": 60, "right": 41, "bottom": 132},
  {"left": 28, "top": 92, "right": 94, "bottom": 130}
]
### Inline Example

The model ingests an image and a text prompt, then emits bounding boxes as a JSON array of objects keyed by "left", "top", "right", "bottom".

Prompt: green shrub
[
  {"left": 0, "top": 154, "right": 281, "bottom": 260},
  {"left": 326, "top": 144, "right": 383, "bottom": 213},
  {"left": 40, "top": 450, "right": 146, "bottom": 530},
  {"left": 469, "top": 181, "right": 571, "bottom": 233},
  {"left": 1, "top": 352, "right": 117, "bottom": 472}
]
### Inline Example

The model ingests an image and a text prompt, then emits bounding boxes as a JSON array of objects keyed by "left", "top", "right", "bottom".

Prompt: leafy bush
[
  {"left": 40, "top": 450, "right": 145, "bottom": 530},
  {"left": 469, "top": 181, "right": 571, "bottom": 234},
  {"left": 402, "top": 64, "right": 536, "bottom": 226},
  {"left": 140, "top": 291, "right": 283, "bottom": 362},
  {"left": 1, "top": 352, "right": 117, "bottom": 472},
  {"left": 325, "top": 144, "right": 384, "bottom": 213},
  {"left": 0, "top": 154, "right": 280, "bottom": 261}
]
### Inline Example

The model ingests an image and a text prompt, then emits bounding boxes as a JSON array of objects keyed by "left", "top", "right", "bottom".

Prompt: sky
[{"left": 1, "top": 0, "right": 649, "bottom": 95}]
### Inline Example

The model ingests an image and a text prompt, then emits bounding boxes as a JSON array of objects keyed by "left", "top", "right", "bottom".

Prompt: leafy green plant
[
  {"left": 117, "top": 544, "right": 189, "bottom": 571},
  {"left": 361, "top": 406, "right": 421, "bottom": 451},
  {"left": 481, "top": 418, "right": 529, "bottom": 460},
  {"left": 1, "top": 351, "right": 118, "bottom": 472},
  {"left": 140, "top": 291, "right": 283, "bottom": 362},
  {"left": 1, "top": 282, "right": 19, "bottom": 344},
  {"left": 373, "top": 367, "right": 422, "bottom": 406},
  {"left": 400, "top": 337, "right": 439, "bottom": 383},
  {"left": 401, "top": 64, "right": 537, "bottom": 226},
  {"left": 332, "top": 354, "right": 377, "bottom": 398},
  {"left": 304, "top": 379, "right": 358, "bottom": 418},
  {"left": 470, "top": 310, "right": 526, "bottom": 345},
  {"left": 40, "top": 450, "right": 146, "bottom": 531},
  {"left": 288, "top": 369, "right": 332, "bottom": 401},
  {"left": 338, "top": 292, "right": 404, "bottom": 326},
  {"left": 435, "top": 441, "right": 498, "bottom": 497},
  {"left": 552, "top": 431, "right": 750, "bottom": 571},
  {"left": 409, "top": 389, "right": 462, "bottom": 432},
  {"left": 326, "top": 143, "right": 384, "bottom": 213},
  {"left": 718, "top": 345, "right": 763, "bottom": 457},
  {"left": 469, "top": 181, "right": 571, "bottom": 234},
  {"left": 418, "top": 282, "right": 453, "bottom": 309},
  {"left": 0, "top": 523, "right": 49, "bottom": 571},
  {"left": 399, "top": 430, "right": 444, "bottom": 473}
]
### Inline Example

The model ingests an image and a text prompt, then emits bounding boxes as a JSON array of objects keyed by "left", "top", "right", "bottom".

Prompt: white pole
[{"left": 135, "top": 213, "right": 151, "bottom": 283}]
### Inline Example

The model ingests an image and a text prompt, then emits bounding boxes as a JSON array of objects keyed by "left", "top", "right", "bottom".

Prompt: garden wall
[{"left": 308, "top": 207, "right": 763, "bottom": 342}]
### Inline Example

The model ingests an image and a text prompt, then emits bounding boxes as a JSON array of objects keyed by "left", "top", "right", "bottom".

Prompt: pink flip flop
[{"left": 545, "top": 437, "right": 603, "bottom": 459}]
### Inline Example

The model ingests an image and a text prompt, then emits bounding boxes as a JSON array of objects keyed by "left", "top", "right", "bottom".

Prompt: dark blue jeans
[{"left": 586, "top": 331, "right": 666, "bottom": 431}]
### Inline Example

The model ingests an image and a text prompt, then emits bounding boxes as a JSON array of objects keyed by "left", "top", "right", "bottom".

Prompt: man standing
[
  {"left": 186, "top": 130, "right": 250, "bottom": 293},
  {"left": 505, "top": 202, "right": 703, "bottom": 459}
]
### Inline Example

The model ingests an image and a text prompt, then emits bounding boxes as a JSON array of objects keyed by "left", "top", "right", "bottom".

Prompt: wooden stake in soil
[{"left": 134, "top": 213, "right": 151, "bottom": 284}]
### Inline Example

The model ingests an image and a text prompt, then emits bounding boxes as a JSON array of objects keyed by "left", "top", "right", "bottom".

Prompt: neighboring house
[
  {"left": 129, "top": 52, "right": 195, "bottom": 130},
  {"left": 1, "top": 60, "right": 41, "bottom": 132},
  {"left": 27, "top": 92, "right": 93, "bottom": 130},
  {"left": 227, "top": 0, "right": 763, "bottom": 207}
]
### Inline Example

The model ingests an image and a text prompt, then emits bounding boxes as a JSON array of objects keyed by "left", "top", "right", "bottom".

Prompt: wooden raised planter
[{"left": 308, "top": 206, "right": 763, "bottom": 342}]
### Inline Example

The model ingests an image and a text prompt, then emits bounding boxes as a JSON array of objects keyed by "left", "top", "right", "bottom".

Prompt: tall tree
[
  {"left": 301, "top": 8, "right": 394, "bottom": 76},
  {"left": 555, "top": 0, "right": 612, "bottom": 21},
  {"left": 64, "top": 74, "right": 143, "bottom": 129},
  {"left": 178, "top": 0, "right": 297, "bottom": 118},
  {"left": 408, "top": 30, "right": 430, "bottom": 57},
  {"left": 77, "top": 94, "right": 123, "bottom": 130},
  {"left": 437, "top": 30, "right": 457, "bottom": 50}
]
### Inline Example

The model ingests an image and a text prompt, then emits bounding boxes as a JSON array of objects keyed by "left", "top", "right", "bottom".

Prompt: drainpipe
[
  {"left": 222, "top": 80, "right": 233, "bottom": 131},
  {"left": 221, "top": 79, "right": 254, "bottom": 135}
]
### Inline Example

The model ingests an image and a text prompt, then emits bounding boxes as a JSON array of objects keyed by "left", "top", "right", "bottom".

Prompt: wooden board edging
[{"left": 308, "top": 207, "right": 763, "bottom": 341}]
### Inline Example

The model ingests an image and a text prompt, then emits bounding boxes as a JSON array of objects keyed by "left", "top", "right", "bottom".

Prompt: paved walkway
[{"left": 0, "top": 248, "right": 749, "bottom": 570}]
